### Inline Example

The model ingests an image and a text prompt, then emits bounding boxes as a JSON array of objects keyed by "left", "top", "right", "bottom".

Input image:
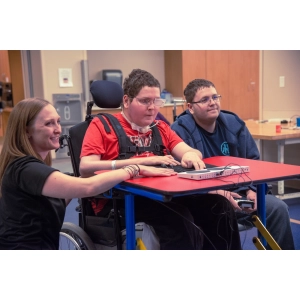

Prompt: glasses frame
[
  {"left": 191, "top": 94, "right": 222, "bottom": 106},
  {"left": 134, "top": 97, "right": 166, "bottom": 107}
]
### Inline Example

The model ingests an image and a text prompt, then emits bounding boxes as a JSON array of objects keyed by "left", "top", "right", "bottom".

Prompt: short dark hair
[
  {"left": 184, "top": 79, "right": 215, "bottom": 103},
  {"left": 123, "top": 69, "right": 161, "bottom": 99}
]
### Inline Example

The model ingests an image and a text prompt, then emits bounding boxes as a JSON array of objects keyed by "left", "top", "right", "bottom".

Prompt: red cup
[{"left": 276, "top": 125, "right": 281, "bottom": 133}]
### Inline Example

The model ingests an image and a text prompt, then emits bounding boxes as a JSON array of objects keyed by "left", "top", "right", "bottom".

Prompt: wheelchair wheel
[{"left": 59, "top": 222, "right": 96, "bottom": 250}]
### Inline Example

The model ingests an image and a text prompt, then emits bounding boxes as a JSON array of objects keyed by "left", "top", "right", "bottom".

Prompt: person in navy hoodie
[{"left": 171, "top": 78, "right": 295, "bottom": 250}]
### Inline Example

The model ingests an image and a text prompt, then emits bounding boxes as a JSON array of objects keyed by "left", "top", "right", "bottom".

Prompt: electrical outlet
[{"left": 279, "top": 76, "right": 285, "bottom": 87}]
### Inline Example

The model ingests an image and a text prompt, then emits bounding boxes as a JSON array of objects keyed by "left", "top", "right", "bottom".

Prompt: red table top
[{"left": 95, "top": 156, "right": 300, "bottom": 196}]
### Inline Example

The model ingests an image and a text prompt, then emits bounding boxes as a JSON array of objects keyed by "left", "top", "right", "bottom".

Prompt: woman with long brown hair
[{"left": 0, "top": 98, "right": 175, "bottom": 249}]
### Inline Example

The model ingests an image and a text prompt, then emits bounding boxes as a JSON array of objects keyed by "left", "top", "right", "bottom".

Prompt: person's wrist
[
  {"left": 133, "top": 164, "right": 140, "bottom": 176},
  {"left": 138, "top": 165, "right": 146, "bottom": 175},
  {"left": 122, "top": 165, "right": 140, "bottom": 179},
  {"left": 127, "top": 165, "right": 139, "bottom": 177},
  {"left": 122, "top": 166, "right": 134, "bottom": 179},
  {"left": 111, "top": 160, "right": 116, "bottom": 170}
]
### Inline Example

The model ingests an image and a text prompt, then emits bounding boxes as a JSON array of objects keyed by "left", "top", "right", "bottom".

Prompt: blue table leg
[
  {"left": 257, "top": 183, "right": 266, "bottom": 247},
  {"left": 125, "top": 193, "right": 136, "bottom": 250}
]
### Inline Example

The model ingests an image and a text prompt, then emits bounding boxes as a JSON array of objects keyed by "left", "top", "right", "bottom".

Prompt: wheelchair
[
  {"left": 57, "top": 80, "right": 272, "bottom": 250},
  {"left": 58, "top": 80, "right": 159, "bottom": 250}
]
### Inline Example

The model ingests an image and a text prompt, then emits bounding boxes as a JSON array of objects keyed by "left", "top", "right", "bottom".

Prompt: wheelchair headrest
[{"left": 90, "top": 80, "right": 123, "bottom": 108}]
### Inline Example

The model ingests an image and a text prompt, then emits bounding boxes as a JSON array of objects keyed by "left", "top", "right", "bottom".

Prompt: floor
[{"left": 52, "top": 156, "right": 300, "bottom": 250}]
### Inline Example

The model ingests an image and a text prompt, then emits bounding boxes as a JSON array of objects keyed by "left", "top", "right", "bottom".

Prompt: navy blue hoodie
[{"left": 171, "top": 109, "right": 260, "bottom": 160}]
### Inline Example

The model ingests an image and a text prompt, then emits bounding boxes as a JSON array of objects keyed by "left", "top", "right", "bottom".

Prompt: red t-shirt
[
  {"left": 80, "top": 113, "right": 183, "bottom": 159},
  {"left": 80, "top": 112, "right": 183, "bottom": 214}
]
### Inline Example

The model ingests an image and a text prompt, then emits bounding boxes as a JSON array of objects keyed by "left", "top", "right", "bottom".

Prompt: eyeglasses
[
  {"left": 191, "top": 95, "right": 221, "bottom": 106},
  {"left": 134, "top": 97, "right": 166, "bottom": 107}
]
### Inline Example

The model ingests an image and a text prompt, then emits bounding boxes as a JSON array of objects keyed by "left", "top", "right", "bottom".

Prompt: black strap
[
  {"left": 96, "top": 114, "right": 111, "bottom": 133},
  {"left": 151, "top": 123, "right": 166, "bottom": 155},
  {"left": 96, "top": 113, "right": 137, "bottom": 159},
  {"left": 96, "top": 113, "right": 166, "bottom": 159}
]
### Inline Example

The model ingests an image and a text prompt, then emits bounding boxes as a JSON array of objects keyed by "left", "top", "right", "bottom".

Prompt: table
[
  {"left": 104, "top": 156, "right": 300, "bottom": 249},
  {"left": 245, "top": 120, "right": 300, "bottom": 197}
]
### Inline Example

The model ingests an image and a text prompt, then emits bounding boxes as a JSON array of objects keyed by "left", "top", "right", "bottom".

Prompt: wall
[
  {"left": 5, "top": 50, "right": 300, "bottom": 170},
  {"left": 26, "top": 50, "right": 165, "bottom": 158},
  {"left": 40, "top": 50, "right": 86, "bottom": 104},
  {"left": 27, "top": 50, "right": 165, "bottom": 114},
  {"left": 15, "top": 50, "right": 300, "bottom": 120},
  {"left": 21, "top": 50, "right": 44, "bottom": 99},
  {"left": 261, "top": 50, "right": 300, "bottom": 188},
  {"left": 262, "top": 50, "right": 300, "bottom": 121},
  {"left": 87, "top": 50, "right": 165, "bottom": 90},
  {"left": 34, "top": 51, "right": 87, "bottom": 158}
]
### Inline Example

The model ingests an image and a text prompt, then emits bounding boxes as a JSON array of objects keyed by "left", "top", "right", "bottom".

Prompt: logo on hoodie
[{"left": 221, "top": 142, "right": 230, "bottom": 156}]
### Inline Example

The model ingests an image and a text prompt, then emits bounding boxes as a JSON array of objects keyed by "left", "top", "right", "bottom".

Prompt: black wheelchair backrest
[
  {"left": 90, "top": 80, "right": 123, "bottom": 109},
  {"left": 66, "top": 80, "right": 124, "bottom": 177},
  {"left": 68, "top": 121, "right": 91, "bottom": 177}
]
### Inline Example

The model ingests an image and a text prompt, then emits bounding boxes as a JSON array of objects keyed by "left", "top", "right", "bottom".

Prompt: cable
[
  {"left": 156, "top": 191, "right": 243, "bottom": 250},
  {"left": 210, "top": 162, "right": 254, "bottom": 188},
  {"left": 203, "top": 162, "right": 256, "bottom": 249},
  {"left": 208, "top": 162, "right": 257, "bottom": 248},
  {"left": 210, "top": 193, "right": 239, "bottom": 250},
  {"left": 155, "top": 200, "right": 217, "bottom": 250}
]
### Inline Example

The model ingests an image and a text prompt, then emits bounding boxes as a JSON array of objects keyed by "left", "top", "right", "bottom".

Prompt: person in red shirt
[{"left": 80, "top": 69, "right": 242, "bottom": 250}]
